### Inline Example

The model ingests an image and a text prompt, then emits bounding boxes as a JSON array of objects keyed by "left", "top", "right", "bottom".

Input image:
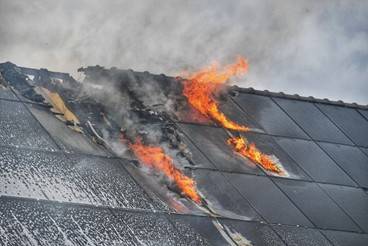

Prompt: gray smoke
[{"left": 0, "top": 0, "right": 367, "bottom": 104}]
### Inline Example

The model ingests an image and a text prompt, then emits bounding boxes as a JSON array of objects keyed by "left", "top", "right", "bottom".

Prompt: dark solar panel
[
  {"left": 316, "top": 104, "right": 368, "bottom": 147},
  {"left": 226, "top": 173, "right": 313, "bottom": 227},
  {"left": 233, "top": 93, "right": 309, "bottom": 139},
  {"left": 274, "top": 179, "right": 360, "bottom": 232},
  {"left": 193, "top": 169, "right": 261, "bottom": 220},
  {"left": 320, "top": 184, "right": 368, "bottom": 233},
  {"left": 275, "top": 138, "right": 356, "bottom": 186},
  {"left": 272, "top": 224, "right": 332, "bottom": 246},
  {"left": 0, "top": 100, "right": 58, "bottom": 151},
  {"left": 358, "top": 109, "right": 368, "bottom": 121},
  {"left": 361, "top": 147, "right": 368, "bottom": 157},
  {"left": 274, "top": 98, "right": 352, "bottom": 145},
  {"left": 321, "top": 230, "right": 368, "bottom": 246},
  {"left": 319, "top": 143, "right": 368, "bottom": 188},
  {"left": 178, "top": 123, "right": 263, "bottom": 174}
]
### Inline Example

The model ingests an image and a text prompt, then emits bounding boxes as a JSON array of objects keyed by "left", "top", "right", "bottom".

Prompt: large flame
[
  {"left": 182, "top": 57, "right": 249, "bottom": 131},
  {"left": 128, "top": 137, "right": 201, "bottom": 204},
  {"left": 183, "top": 57, "right": 284, "bottom": 173},
  {"left": 227, "top": 136, "right": 282, "bottom": 174}
]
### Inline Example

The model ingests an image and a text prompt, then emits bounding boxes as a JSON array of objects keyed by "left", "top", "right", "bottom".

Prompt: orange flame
[
  {"left": 128, "top": 137, "right": 201, "bottom": 204},
  {"left": 182, "top": 57, "right": 249, "bottom": 131},
  {"left": 227, "top": 136, "right": 282, "bottom": 174}
]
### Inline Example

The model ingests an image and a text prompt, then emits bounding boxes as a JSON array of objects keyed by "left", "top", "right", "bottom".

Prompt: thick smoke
[{"left": 0, "top": 0, "right": 367, "bottom": 104}]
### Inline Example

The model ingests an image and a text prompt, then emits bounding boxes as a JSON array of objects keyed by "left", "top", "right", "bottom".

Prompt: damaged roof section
[{"left": 0, "top": 61, "right": 368, "bottom": 245}]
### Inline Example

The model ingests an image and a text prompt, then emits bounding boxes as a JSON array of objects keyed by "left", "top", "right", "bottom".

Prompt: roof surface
[{"left": 0, "top": 62, "right": 368, "bottom": 246}]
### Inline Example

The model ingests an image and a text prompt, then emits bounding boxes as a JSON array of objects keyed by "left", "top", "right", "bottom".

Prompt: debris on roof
[{"left": 37, "top": 87, "right": 82, "bottom": 132}]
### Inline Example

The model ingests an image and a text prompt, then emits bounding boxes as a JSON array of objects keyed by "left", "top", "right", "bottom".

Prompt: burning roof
[{"left": 0, "top": 60, "right": 368, "bottom": 245}]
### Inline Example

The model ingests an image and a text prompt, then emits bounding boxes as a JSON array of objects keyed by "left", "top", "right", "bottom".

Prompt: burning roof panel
[
  {"left": 177, "top": 123, "right": 264, "bottom": 174},
  {"left": 0, "top": 61, "right": 368, "bottom": 245},
  {"left": 239, "top": 132, "right": 311, "bottom": 179}
]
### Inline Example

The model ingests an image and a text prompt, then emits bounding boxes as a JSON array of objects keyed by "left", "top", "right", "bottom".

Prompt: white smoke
[{"left": 0, "top": 0, "right": 367, "bottom": 104}]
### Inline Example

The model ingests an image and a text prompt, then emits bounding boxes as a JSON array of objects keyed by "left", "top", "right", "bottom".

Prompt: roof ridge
[
  {"left": 3, "top": 62, "right": 366, "bottom": 110},
  {"left": 232, "top": 86, "right": 368, "bottom": 110}
]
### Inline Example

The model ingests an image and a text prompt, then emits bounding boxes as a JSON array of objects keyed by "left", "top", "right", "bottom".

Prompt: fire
[
  {"left": 183, "top": 57, "right": 284, "bottom": 173},
  {"left": 182, "top": 57, "right": 249, "bottom": 131},
  {"left": 227, "top": 136, "right": 282, "bottom": 174},
  {"left": 127, "top": 137, "right": 201, "bottom": 204}
]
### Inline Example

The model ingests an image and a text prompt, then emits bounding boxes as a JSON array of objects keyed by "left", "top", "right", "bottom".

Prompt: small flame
[
  {"left": 182, "top": 57, "right": 249, "bottom": 131},
  {"left": 127, "top": 137, "right": 202, "bottom": 204},
  {"left": 227, "top": 136, "right": 282, "bottom": 174}
]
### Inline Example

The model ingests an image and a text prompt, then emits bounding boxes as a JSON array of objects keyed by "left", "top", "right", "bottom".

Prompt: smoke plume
[{"left": 0, "top": 0, "right": 367, "bottom": 104}]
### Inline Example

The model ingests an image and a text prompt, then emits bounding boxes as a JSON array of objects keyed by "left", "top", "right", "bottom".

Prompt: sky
[{"left": 0, "top": 0, "right": 367, "bottom": 104}]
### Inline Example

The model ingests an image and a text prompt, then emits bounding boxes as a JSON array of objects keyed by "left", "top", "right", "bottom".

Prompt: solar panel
[
  {"left": 317, "top": 104, "right": 368, "bottom": 147},
  {"left": 178, "top": 123, "right": 263, "bottom": 174},
  {"left": 319, "top": 143, "right": 368, "bottom": 188},
  {"left": 226, "top": 173, "right": 313, "bottom": 226},
  {"left": 274, "top": 179, "right": 360, "bottom": 231},
  {"left": 234, "top": 93, "right": 309, "bottom": 139},
  {"left": 0, "top": 100, "right": 58, "bottom": 151},
  {"left": 274, "top": 98, "right": 352, "bottom": 144},
  {"left": 275, "top": 138, "right": 356, "bottom": 186},
  {"left": 320, "top": 184, "right": 368, "bottom": 233}
]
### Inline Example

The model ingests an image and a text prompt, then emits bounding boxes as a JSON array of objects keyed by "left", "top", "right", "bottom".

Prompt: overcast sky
[{"left": 0, "top": 0, "right": 367, "bottom": 104}]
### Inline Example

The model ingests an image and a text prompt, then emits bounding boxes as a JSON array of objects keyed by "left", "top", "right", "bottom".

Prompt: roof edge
[{"left": 232, "top": 86, "right": 368, "bottom": 110}]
